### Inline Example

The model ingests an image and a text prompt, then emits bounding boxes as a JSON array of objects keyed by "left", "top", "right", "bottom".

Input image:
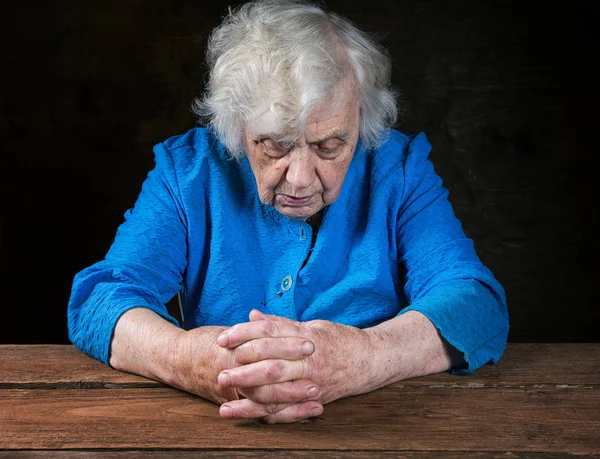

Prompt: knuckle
[
  {"left": 259, "top": 321, "right": 273, "bottom": 335},
  {"left": 231, "top": 347, "right": 242, "bottom": 364},
  {"left": 265, "top": 360, "right": 286, "bottom": 380},
  {"left": 236, "top": 340, "right": 265, "bottom": 364},
  {"left": 224, "top": 326, "right": 237, "bottom": 343},
  {"left": 261, "top": 338, "right": 273, "bottom": 356},
  {"left": 265, "top": 320, "right": 278, "bottom": 335},
  {"left": 248, "top": 339, "right": 262, "bottom": 359},
  {"left": 295, "top": 321, "right": 307, "bottom": 333},
  {"left": 308, "top": 320, "right": 328, "bottom": 333},
  {"left": 247, "top": 386, "right": 270, "bottom": 404}
]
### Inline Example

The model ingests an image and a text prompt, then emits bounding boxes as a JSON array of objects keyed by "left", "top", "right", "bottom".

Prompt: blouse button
[{"left": 281, "top": 276, "right": 293, "bottom": 291}]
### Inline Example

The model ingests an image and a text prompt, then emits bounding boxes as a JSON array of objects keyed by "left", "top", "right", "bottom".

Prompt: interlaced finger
[
  {"left": 262, "top": 401, "right": 324, "bottom": 424},
  {"left": 219, "top": 398, "right": 292, "bottom": 419},
  {"left": 240, "top": 379, "right": 319, "bottom": 404},
  {"left": 218, "top": 358, "right": 309, "bottom": 388},
  {"left": 233, "top": 336, "right": 314, "bottom": 365},
  {"left": 218, "top": 318, "right": 306, "bottom": 349},
  {"left": 219, "top": 398, "right": 323, "bottom": 422}
]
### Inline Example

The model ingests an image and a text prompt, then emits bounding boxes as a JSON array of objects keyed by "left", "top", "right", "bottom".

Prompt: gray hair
[{"left": 193, "top": 0, "right": 398, "bottom": 158}]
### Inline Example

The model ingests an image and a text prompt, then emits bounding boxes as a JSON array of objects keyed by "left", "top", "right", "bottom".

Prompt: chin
[{"left": 276, "top": 205, "right": 319, "bottom": 221}]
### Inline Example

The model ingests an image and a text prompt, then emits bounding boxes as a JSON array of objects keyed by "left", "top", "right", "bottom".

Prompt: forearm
[
  {"left": 361, "top": 310, "right": 463, "bottom": 392},
  {"left": 400, "top": 280, "right": 508, "bottom": 373},
  {"left": 109, "top": 308, "right": 231, "bottom": 403},
  {"left": 109, "top": 308, "right": 187, "bottom": 386}
]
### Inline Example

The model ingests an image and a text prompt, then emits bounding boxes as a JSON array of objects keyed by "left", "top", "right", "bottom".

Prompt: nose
[{"left": 285, "top": 148, "right": 316, "bottom": 190}]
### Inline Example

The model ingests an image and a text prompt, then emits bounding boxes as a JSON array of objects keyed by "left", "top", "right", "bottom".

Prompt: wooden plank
[
  {"left": 1, "top": 344, "right": 599, "bottom": 388},
  {"left": 1, "top": 386, "right": 598, "bottom": 454},
  {"left": 0, "top": 345, "right": 161, "bottom": 388},
  {"left": 394, "top": 343, "right": 600, "bottom": 388},
  {"left": 1, "top": 451, "right": 598, "bottom": 458}
]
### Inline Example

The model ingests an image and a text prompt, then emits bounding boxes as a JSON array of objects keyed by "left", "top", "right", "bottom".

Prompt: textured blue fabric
[{"left": 68, "top": 128, "right": 509, "bottom": 373}]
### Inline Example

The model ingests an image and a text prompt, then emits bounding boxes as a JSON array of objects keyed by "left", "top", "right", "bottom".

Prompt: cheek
[
  {"left": 320, "top": 164, "right": 350, "bottom": 203},
  {"left": 319, "top": 143, "right": 356, "bottom": 203},
  {"left": 256, "top": 162, "right": 285, "bottom": 197}
]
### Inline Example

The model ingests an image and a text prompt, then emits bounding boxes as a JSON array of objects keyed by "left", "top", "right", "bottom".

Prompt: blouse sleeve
[
  {"left": 67, "top": 142, "right": 189, "bottom": 365},
  {"left": 395, "top": 133, "right": 509, "bottom": 373}
]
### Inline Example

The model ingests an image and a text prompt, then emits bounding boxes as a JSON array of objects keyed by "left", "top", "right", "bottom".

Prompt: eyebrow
[
  {"left": 307, "top": 132, "right": 352, "bottom": 145},
  {"left": 252, "top": 130, "right": 352, "bottom": 146}
]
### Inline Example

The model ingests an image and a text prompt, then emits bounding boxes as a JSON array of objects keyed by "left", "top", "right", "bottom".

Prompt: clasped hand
[{"left": 216, "top": 309, "right": 373, "bottom": 424}]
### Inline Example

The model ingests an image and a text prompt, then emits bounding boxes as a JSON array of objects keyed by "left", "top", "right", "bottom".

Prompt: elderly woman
[{"left": 68, "top": 0, "right": 508, "bottom": 423}]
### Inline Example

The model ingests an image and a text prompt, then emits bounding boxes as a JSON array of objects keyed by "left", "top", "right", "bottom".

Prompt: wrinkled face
[{"left": 243, "top": 85, "right": 360, "bottom": 221}]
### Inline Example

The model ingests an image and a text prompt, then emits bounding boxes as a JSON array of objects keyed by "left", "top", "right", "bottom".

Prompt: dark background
[{"left": 1, "top": 0, "right": 598, "bottom": 344}]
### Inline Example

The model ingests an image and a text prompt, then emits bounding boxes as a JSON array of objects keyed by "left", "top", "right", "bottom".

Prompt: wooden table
[{"left": 1, "top": 344, "right": 599, "bottom": 458}]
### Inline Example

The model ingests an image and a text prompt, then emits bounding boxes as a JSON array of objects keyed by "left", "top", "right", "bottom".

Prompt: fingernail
[
  {"left": 302, "top": 341, "right": 314, "bottom": 355},
  {"left": 307, "top": 386, "right": 319, "bottom": 397},
  {"left": 217, "top": 332, "right": 229, "bottom": 346},
  {"left": 220, "top": 405, "right": 233, "bottom": 417},
  {"left": 309, "top": 406, "right": 322, "bottom": 417},
  {"left": 218, "top": 372, "right": 231, "bottom": 387}
]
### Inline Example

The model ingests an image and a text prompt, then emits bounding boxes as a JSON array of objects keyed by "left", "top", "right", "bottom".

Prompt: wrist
[
  {"left": 170, "top": 325, "right": 233, "bottom": 403},
  {"left": 361, "top": 325, "right": 407, "bottom": 392},
  {"left": 337, "top": 326, "right": 388, "bottom": 399},
  {"left": 156, "top": 326, "right": 189, "bottom": 387},
  {"left": 364, "top": 311, "right": 458, "bottom": 385}
]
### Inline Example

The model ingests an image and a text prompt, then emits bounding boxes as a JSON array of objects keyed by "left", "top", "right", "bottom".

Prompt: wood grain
[
  {"left": 1, "top": 452, "right": 598, "bottom": 459},
  {"left": 1, "top": 344, "right": 598, "bottom": 388},
  {"left": 0, "top": 345, "right": 161, "bottom": 388},
  {"left": 1, "top": 385, "right": 598, "bottom": 453}
]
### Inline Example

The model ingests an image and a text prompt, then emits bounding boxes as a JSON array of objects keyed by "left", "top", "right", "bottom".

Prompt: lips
[{"left": 278, "top": 194, "right": 314, "bottom": 206}]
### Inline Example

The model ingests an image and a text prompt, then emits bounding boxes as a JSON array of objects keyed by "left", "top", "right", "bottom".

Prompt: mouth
[{"left": 278, "top": 194, "right": 314, "bottom": 207}]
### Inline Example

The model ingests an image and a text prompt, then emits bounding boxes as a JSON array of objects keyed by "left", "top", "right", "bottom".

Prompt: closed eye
[
  {"left": 254, "top": 138, "right": 291, "bottom": 158},
  {"left": 315, "top": 139, "right": 345, "bottom": 157}
]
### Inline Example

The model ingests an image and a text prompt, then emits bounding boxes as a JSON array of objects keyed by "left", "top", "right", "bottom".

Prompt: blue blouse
[{"left": 68, "top": 127, "right": 509, "bottom": 373}]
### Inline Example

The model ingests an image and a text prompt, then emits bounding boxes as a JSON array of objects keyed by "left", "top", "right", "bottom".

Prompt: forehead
[
  {"left": 305, "top": 87, "right": 359, "bottom": 136},
  {"left": 246, "top": 83, "right": 359, "bottom": 140}
]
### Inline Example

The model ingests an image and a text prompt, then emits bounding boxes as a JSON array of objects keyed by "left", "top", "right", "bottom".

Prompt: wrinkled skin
[
  {"left": 110, "top": 305, "right": 457, "bottom": 425},
  {"left": 172, "top": 322, "right": 319, "bottom": 408},
  {"left": 215, "top": 310, "right": 373, "bottom": 423},
  {"left": 243, "top": 81, "right": 360, "bottom": 221}
]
